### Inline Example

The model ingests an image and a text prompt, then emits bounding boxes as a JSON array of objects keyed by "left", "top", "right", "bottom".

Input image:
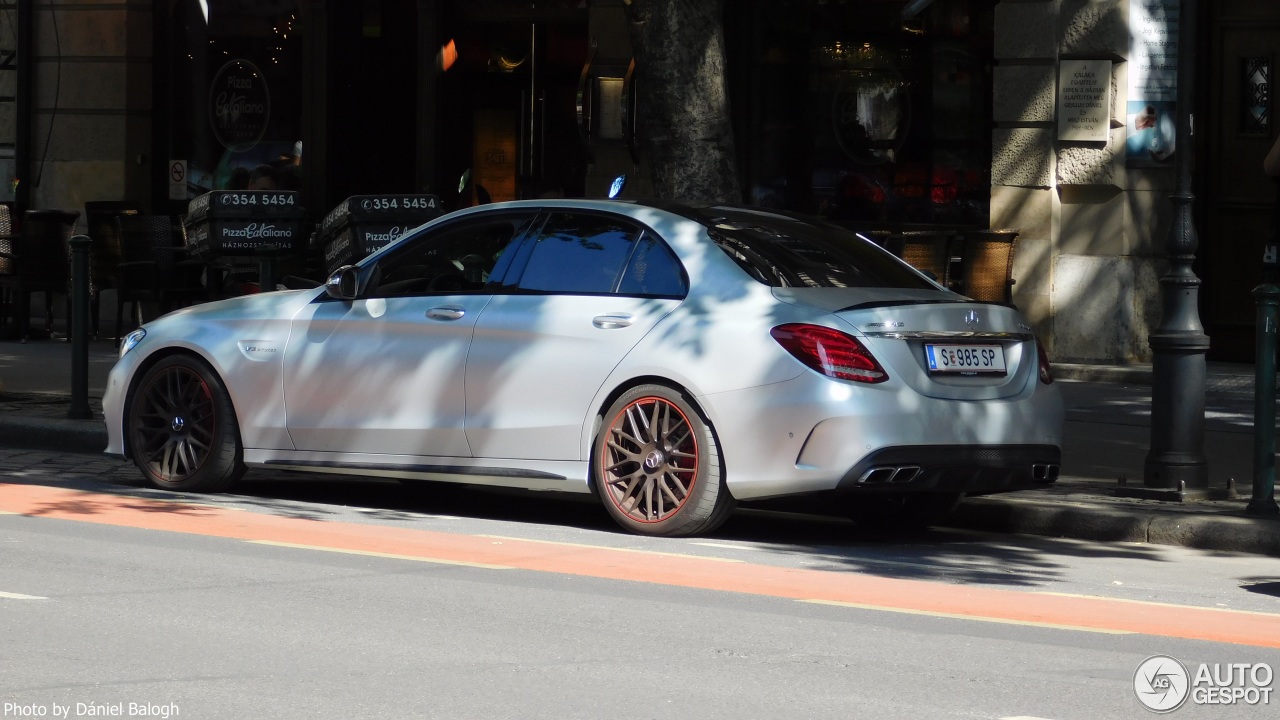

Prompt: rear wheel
[
  {"left": 593, "top": 385, "right": 733, "bottom": 537},
  {"left": 127, "top": 354, "right": 244, "bottom": 492},
  {"left": 845, "top": 492, "right": 962, "bottom": 531}
]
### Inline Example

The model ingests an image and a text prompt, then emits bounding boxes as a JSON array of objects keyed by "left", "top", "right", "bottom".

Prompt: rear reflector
[
  {"left": 770, "top": 323, "right": 888, "bottom": 384},
  {"left": 1036, "top": 336, "right": 1054, "bottom": 384}
]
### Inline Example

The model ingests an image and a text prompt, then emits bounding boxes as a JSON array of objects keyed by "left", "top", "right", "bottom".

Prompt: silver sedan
[{"left": 104, "top": 200, "right": 1064, "bottom": 536}]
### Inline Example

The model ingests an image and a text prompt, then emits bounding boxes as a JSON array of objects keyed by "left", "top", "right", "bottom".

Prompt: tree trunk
[{"left": 625, "top": 0, "right": 741, "bottom": 203}]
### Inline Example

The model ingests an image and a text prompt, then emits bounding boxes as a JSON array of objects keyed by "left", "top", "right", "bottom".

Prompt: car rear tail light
[
  {"left": 770, "top": 323, "right": 888, "bottom": 384},
  {"left": 1036, "top": 337, "right": 1054, "bottom": 384}
]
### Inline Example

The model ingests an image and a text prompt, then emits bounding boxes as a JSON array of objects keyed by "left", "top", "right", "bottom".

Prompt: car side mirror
[{"left": 325, "top": 265, "right": 361, "bottom": 300}]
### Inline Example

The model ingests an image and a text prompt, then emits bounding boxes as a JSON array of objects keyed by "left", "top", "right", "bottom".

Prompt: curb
[
  {"left": 945, "top": 495, "right": 1280, "bottom": 557},
  {"left": 0, "top": 416, "right": 108, "bottom": 456},
  {"left": 1054, "top": 363, "right": 1153, "bottom": 385}
]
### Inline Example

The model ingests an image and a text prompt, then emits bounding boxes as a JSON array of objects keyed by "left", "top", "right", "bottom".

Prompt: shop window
[
  {"left": 727, "top": 0, "right": 994, "bottom": 228},
  {"left": 162, "top": 1, "right": 304, "bottom": 205}
]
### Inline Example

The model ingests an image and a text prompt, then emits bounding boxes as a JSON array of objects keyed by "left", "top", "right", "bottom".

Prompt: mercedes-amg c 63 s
[{"left": 105, "top": 200, "right": 1063, "bottom": 536}]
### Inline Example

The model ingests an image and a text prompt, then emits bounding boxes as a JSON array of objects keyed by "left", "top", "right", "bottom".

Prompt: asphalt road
[{"left": 3, "top": 465, "right": 1279, "bottom": 720}]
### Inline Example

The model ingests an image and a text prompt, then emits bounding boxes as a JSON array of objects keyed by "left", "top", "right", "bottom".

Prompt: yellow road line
[
  {"left": 246, "top": 540, "right": 515, "bottom": 570},
  {"left": 479, "top": 535, "right": 745, "bottom": 563},
  {"left": 800, "top": 598, "right": 1134, "bottom": 635}
]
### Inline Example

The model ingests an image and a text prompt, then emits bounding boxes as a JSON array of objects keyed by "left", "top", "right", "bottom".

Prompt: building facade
[{"left": 0, "top": 0, "right": 1277, "bottom": 363}]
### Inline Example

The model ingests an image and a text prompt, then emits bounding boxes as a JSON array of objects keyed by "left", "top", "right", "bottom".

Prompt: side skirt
[{"left": 242, "top": 449, "right": 593, "bottom": 493}]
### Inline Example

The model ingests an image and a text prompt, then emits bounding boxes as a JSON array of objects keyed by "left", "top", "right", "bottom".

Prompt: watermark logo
[
  {"left": 1134, "top": 655, "right": 1274, "bottom": 713},
  {"left": 1135, "top": 655, "right": 1190, "bottom": 713}
]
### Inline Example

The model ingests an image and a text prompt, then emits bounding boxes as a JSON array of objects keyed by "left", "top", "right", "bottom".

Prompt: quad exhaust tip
[
  {"left": 857, "top": 466, "right": 922, "bottom": 485},
  {"left": 1033, "top": 463, "right": 1060, "bottom": 482},
  {"left": 858, "top": 463, "right": 1059, "bottom": 485}
]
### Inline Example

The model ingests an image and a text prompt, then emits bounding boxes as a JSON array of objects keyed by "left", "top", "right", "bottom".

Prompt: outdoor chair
[
  {"left": 0, "top": 209, "right": 80, "bottom": 340},
  {"left": 0, "top": 204, "right": 18, "bottom": 337},
  {"left": 886, "top": 230, "right": 953, "bottom": 288},
  {"left": 84, "top": 200, "right": 142, "bottom": 339},
  {"left": 115, "top": 214, "right": 206, "bottom": 334},
  {"left": 958, "top": 228, "right": 1020, "bottom": 305}
]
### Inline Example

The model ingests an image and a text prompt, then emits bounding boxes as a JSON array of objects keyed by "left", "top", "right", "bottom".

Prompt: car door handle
[
  {"left": 426, "top": 306, "right": 466, "bottom": 321},
  {"left": 592, "top": 314, "right": 635, "bottom": 329}
]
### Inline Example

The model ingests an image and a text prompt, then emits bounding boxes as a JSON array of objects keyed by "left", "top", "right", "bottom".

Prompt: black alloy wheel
[{"left": 127, "top": 354, "right": 244, "bottom": 492}]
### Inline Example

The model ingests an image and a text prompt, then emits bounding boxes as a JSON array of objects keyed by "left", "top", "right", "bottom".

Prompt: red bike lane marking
[{"left": 3, "top": 482, "right": 1278, "bottom": 649}]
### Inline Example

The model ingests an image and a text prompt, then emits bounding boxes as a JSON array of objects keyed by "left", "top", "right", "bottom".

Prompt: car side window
[
  {"left": 368, "top": 214, "right": 533, "bottom": 297},
  {"left": 615, "top": 232, "right": 687, "bottom": 298},
  {"left": 514, "top": 213, "right": 640, "bottom": 294}
]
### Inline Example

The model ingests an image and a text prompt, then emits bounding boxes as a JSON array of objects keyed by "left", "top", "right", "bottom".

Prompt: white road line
[
  {"left": 0, "top": 591, "right": 48, "bottom": 600},
  {"left": 246, "top": 540, "right": 515, "bottom": 570},
  {"left": 800, "top": 599, "right": 1133, "bottom": 635}
]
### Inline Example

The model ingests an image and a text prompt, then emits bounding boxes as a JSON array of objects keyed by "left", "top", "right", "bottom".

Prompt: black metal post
[
  {"left": 1249, "top": 285, "right": 1280, "bottom": 515},
  {"left": 257, "top": 245, "right": 277, "bottom": 292},
  {"left": 68, "top": 235, "right": 92, "bottom": 420},
  {"left": 1142, "top": 0, "right": 1211, "bottom": 499}
]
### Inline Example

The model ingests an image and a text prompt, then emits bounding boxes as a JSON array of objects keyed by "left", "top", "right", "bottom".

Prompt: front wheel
[
  {"left": 593, "top": 385, "right": 734, "bottom": 537},
  {"left": 127, "top": 354, "right": 245, "bottom": 492}
]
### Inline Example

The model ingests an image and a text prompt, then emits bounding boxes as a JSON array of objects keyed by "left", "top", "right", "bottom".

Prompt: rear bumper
[{"left": 835, "top": 444, "right": 1061, "bottom": 494}]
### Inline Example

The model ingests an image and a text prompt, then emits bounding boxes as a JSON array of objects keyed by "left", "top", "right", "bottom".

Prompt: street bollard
[
  {"left": 1250, "top": 284, "right": 1280, "bottom": 515},
  {"left": 257, "top": 244, "right": 278, "bottom": 292},
  {"left": 68, "top": 235, "right": 92, "bottom": 420}
]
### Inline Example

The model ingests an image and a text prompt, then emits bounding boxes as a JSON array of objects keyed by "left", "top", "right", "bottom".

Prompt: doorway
[
  {"left": 438, "top": 4, "right": 589, "bottom": 204},
  {"left": 1203, "top": 1, "right": 1280, "bottom": 361}
]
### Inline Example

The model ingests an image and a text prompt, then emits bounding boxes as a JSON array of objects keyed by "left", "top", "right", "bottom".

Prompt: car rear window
[{"left": 705, "top": 211, "right": 937, "bottom": 290}]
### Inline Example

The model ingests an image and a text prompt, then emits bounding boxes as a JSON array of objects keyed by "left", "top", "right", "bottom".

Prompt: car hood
[{"left": 147, "top": 288, "right": 320, "bottom": 329}]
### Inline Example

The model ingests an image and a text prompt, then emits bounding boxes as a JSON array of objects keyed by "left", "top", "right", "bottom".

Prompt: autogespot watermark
[{"left": 1134, "top": 655, "right": 1274, "bottom": 713}]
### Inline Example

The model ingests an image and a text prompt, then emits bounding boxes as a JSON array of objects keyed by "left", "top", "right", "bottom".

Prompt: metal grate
[{"left": 1242, "top": 56, "right": 1270, "bottom": 135}]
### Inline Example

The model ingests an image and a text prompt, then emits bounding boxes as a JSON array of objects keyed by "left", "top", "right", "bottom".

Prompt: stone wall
[
  {"left": 993, "top": 0, "right": 1171, "bottom": 363},
  {"left": 15, "top": 2, "right": 152, "bottom": 229}
]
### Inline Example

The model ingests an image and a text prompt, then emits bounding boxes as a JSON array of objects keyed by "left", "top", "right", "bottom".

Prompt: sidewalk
[{"left": 0, "top": 338, "right": 1277, "bottom": 555}]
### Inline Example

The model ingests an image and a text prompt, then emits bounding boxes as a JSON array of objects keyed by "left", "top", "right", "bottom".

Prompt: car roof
[{"left": 461, "top": 198, "right": 834, "bottom": 233}]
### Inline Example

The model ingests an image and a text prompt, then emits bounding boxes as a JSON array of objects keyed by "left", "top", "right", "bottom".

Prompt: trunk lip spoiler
[{"left": 862, "top": 330, "right": 1035, "bottom": 341}]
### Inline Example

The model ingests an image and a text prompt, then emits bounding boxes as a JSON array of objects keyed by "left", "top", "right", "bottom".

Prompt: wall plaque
[{"left": 1058, "top": 60, "right": 1112, "bottom": 142}]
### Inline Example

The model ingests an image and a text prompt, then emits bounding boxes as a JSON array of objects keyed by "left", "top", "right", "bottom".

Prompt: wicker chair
[
  {"left": 84, "top": 200, "right": 142, "bottom": 338},
  {"left": 885, "top": 230, "right": 953, "bottom": 287},
  {"left": 957, "top": 228, "right": 1020, "bottom": 305},
  {"left": 0, "top": 204, "right": 17, "bottom": 336}
]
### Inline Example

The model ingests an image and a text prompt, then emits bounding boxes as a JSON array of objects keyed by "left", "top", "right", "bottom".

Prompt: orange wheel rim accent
[{"left": 600, "top": 397, "right": 699, "bottom": 523}]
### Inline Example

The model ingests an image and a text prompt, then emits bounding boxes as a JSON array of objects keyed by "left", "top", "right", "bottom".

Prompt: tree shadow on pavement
[{"left": 4, "top": 453, "right": 1172, "bottom": 590}]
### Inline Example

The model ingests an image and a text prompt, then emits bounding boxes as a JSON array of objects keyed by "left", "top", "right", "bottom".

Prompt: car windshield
[{"left": 700, "top": 207, "right": 937, "bottom": 290}]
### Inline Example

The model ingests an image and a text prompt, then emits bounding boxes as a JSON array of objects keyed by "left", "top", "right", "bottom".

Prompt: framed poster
[{"left": 1127, "top": 0, "right": 1179, "bottom": 166}]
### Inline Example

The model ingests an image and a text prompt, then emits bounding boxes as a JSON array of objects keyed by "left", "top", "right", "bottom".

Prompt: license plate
[{"left": 925, "top": 344, "right": 1006, "bottom": 374}]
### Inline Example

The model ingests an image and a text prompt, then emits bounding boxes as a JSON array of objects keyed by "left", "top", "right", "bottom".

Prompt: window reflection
[{"left": 728, "top": 0, "right": 993, "bottom": 228}]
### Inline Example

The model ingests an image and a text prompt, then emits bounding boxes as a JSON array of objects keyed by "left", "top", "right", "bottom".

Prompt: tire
[
  {"left": 126, "top": 354, "right": 245, "bottom": 492},
  {"left": 592, "top": 385, "right": 734, "bottom": 537},
  {"left": 845, "top": 492, "right": 962, "bottom": 531}
]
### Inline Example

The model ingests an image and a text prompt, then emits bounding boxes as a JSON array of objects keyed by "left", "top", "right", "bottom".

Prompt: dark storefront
[{"left": 154, "top": 0, "right": 995, "bottom": 232}]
